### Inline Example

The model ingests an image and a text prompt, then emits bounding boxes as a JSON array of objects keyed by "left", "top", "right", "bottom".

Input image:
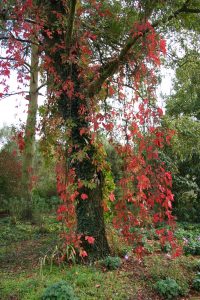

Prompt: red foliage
[
  {"left": 85, "top": 236, "right": 95, "bottom": 244},
  {"left": 0, "top": 2, "right": 181, "bottom": 259},
  {"left": 81, "top": 193, "right": 88, "bottom": 200},
  {"left": 16, "top": 132, "right": 25, "bottom": 153}
]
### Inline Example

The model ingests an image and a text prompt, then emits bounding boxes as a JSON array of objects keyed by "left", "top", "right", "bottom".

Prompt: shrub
[
  {"left": 193, "top": 260, "right": 200, "bottom": 271},
  {"left": 154, "top": 278, "right": 182, "bottom": 299},
  {"left": 0, "top": 150, "right": 22, "bottom": 211},
  {"left": 101, "top": 256, "right": 121, "bottom": 270},
  {"left": 41, "top": 280, "right": 79, "bottom": 300},
  {"left": 184, "top": 241, "right": 200, "bottom": 255},
  {"left": 179, "top": 257, "right": 200, "bottom": 272},
  {"left": 161, "top": 242, "right": 172, "bottom": 253},
  {"left": 193, "top": 272, "right": 200, "bottom": 291},
  {"left": 106, "top": 224, "right": 130, "bottom": 257}
]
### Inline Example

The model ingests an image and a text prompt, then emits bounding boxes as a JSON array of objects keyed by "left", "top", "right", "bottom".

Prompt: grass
[
  {"left": 1, "top": 215, "right": 200, "bottom": 299},
  {"left": 0, "top": 265, "right": 132, "bottom": 300}
]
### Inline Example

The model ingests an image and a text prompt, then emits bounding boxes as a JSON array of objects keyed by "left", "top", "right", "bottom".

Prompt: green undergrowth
[
  {"left": 144, "top": 254, "right": 200, "bottom": 298},
  {"left": 0, "top": 214, "right": 59, "bottom": 272},
  {"left": 0, "top": 214, "right": 60, "bottom": 246},
  {"left": 0, "top": 265, "right": 131, "bottom": 300},
  {"left": 1, "top": 216, "right": 200, "bottom": 299}
]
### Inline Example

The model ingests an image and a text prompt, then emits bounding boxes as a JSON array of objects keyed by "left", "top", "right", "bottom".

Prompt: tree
[
  {"left": 164, "top": 52, "right": 200, "bottom": 221},
  {"left": 0, "top": 3, "right": 40, "bottom": 220},
  {"left": 166, "top": 52, "right": 200, "bottom": 120},
  {"left": 21, "top": 40, "right": 39, "bottom": 220},
  {"left": 1, "top": 0, "right": 200, "bottom": 259},
  {"left": 0, "top": 126, "right": 22, "bottom": 214},
  {"left": 0, "top": 149, "right": 22, "bottom": 209},
  {"left": 161, "top": 116, "right": 200, "bottom": 222}
]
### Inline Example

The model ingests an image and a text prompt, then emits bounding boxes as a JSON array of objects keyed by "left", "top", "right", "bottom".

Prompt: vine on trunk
[{"left": 0, "top": 0, "right": 183, "bottom": 259}]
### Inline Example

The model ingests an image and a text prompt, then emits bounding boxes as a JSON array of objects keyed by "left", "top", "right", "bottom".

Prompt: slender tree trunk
[{"left": 21, "top": 41, "right": 39, "bottom": 220}]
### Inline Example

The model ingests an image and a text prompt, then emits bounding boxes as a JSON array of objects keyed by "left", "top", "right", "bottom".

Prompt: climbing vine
[{"left": 0, "top": 0, "right": 190, "bottom": 259}]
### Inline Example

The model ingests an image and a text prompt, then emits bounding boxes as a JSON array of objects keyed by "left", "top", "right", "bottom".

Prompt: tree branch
[
  {"left": 66, "top": 0, "right": 77, "bottom": 52},
  {"left": 0, "top": 91, "right": 29, "bottom": 99},
  {"left": 86, "top": 2, "right": 200, "bottom": 98},
  {"left": 181, "top": 8, "right": 200, "bottom": 13},
  {"left": 36, "top": 82, "right": 47, "bottom": 92},
  {"left": 0, "top": 35, "right": 35, "bottom": 45},
  {"left": 0, "top": 29, "right": 40, "bottom": 45},
  {"left": 0, "top": 56, "right": 31, "bottom": 70},
  {"left": 0, "top": 90, "right": 45, "bottom": 99}
]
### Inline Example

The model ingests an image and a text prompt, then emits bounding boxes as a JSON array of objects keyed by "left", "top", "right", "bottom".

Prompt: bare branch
[
  {"left": 36, "top": 82, "right": 47, "bottom": 92},
  {"left": 0, "top": 34, "right": 38, "bottom": 45},
  {"left": 0, "top": 91, "right": 29, "bottom": 99},
  {"left": 0, "top": 90, "right": 45, "bottom": 99},
  {"left": 0, "top": 56, "right": 31, "bottom": 70}
]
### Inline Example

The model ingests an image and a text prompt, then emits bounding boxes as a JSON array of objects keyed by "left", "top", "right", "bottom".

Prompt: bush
[
  {"left": 32, "top": 193, "right": 60, "bottom": 212},
  {"left": 161, "top": 242, "right": 172, "bottom": 253},
  {"left": 184, "top": 241, "right": 200, "bottom": 255},
  {"left": 193, "top": 272, "right": 200, "bottom": 291},
  {"left": 193, "top": 260, "right": 200, "bottom": 271},
  {"left": 41, "top": 281, "right": 78, "bottom": 300},
  {"left": 101, "top": 256, "right": 121, "bottom": 270},
  {"left": 0, "top": 150, "right": 22, "bottom": 210},
  {"left": 154, "top": 278, "right": 182, "bottom": 299}
]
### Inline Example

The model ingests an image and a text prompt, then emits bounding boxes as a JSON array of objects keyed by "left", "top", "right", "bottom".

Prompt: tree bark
[
  {"left": 44, "top": 1, "right": 110, "bottom": 259},
  {"left": 76, "top": 171, "right": 110, "bottom": 260},
  {"left": 59, "top": 64, "right": 110, "bottom": 259},
  {"left": 21, "top": 41, "right": 39, "bottom": 220}
]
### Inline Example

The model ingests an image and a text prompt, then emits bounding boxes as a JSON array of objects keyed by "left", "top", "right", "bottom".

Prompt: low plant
[
  {"left": 101, "top": 256, "right": 121, "bottom": 270},
  {"left": 161, "top": 242, "right": 172, "bottom": 253},
  {"left": 178, "top": 256, "right": 200, "bottom": 272},
  {"left": 41, "top": 280, "right": 79, "bottom": 300},
  {"left": 143, "top": 241, "right": 155, "bottom": 254},
  {"left": 145, "top": 255, "right": 190, "bottom": 296},
  {"left": 184, "top": 241, "right": 200, "bottom": 255},
  {"left": 192, "top": 272, "right": 200, "bottom": 291},
  {"left": 106, "top": 224, "right": 131, "bottom": 257},
  {"left": 193, "top": 260, "right": 200, "bottom": 271},
  {"left": 154, "top": 277, "right": 182, "bottom": 299}
]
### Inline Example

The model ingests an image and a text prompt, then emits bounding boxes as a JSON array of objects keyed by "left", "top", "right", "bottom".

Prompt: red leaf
[
  {"left": 79, "top": 250, "right": 88, "bottom": 257},
  {"left": 81, "top": 193, "right": 88, "bottom": 200},
  {"left": 80, "top": 127, "right": 86, "bottom": 136},
  {"left": 85, "top": 236, "right": 95, "bottom": 244},
  {"left": 109, "top": 193, "right": 115, "bottom": 202},
  {"left": 57, "top": 205, "right": 67, "bottom": 213}
]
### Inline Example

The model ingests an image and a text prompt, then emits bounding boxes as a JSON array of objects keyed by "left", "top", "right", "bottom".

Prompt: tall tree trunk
[
  {"left": 44, "top": 1, "right": 110, "bottom": 259},
  {"left": 21, "top": 41, "right": 39, "bottom": 220},
  {"left": 59, "top": 64, "right": 110, "bottom": 259},
  {"left": 76, "top": 166, "right": 111, "bottom": 260},
  {"left": 68, "top": 69, "right": 110, "bottom": 258}
]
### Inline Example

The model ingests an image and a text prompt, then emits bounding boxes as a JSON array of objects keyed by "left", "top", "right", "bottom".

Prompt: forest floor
[{"left": 1, "top": 214, "right": 200, "bottom": 300}]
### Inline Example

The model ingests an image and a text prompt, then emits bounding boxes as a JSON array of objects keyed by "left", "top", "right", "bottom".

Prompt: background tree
[
  {"left": 163, "top": 52, "right": 200, "bottom": 222},
  {"left": 166, "top": 52, "right": 200, "bottom": 120},
  {"left": 20, "top": 40, "right": 39, "bottom": 220},
  {"left": 0, "top": 3, "right": 41, "bottom": 220},
  {"left": 0, "top": 126, "right": 22, "bottom": 216}
]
